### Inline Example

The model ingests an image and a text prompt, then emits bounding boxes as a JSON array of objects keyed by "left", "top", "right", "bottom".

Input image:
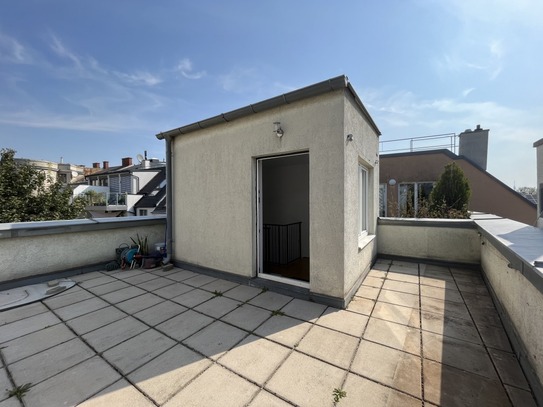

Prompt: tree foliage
[
  {"left": 429, "top": 162, "right": 471, "bottom": 218},
  {"left": 0, "top": 148, "right": 86, "bottom": 223}
]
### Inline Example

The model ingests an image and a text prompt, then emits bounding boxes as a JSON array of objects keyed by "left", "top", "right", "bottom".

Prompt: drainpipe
[{"left": 162, "top": 134, "right": 174, "bottom": 267}]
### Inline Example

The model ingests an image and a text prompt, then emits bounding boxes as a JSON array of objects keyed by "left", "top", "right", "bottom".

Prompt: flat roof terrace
[{"left": 0, "top": 259, "right": 536, "bottom": 406}]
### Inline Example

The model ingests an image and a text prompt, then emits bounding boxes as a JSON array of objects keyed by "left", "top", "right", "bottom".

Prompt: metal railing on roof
[{"left": 380, "top": 133, "right": 458, "bottom": 155}]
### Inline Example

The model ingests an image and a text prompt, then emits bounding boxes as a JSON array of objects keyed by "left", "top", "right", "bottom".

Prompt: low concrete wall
[
  {"left": 475, "top": 217, "right": 543, "bottom": 404},
  {"left": 0, "top": 216, "right": 166, "bottom": 284},
  {"left": 376, "top": 218, "right": 480, "bottom": 265}
]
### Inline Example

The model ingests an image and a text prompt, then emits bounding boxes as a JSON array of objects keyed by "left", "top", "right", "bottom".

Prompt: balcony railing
[{"left": 80, "top": 192, "right": 127, "bottom": 208}]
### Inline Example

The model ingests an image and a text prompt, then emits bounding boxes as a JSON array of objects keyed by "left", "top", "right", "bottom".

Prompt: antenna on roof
[{"left": 136, "top": 154, "right": 144, "bottom": 163}]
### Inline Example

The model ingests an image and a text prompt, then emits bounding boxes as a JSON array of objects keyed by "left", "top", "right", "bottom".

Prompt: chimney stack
[
  {"left": 459, "top": 124, "right": 489, "bottom": 170},
  {"left": 122, "top": 157, "right": 133, "bottom": 167},
  {"left": 92, "top": 162, "right": 100, "bottom": 169},
  {"left": 103, "top": 161, "right": 109, "bottom": 169}
]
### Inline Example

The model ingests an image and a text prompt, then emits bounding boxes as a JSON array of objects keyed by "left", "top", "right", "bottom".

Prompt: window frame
[{"left": 359, "top": 164, "right": 369, "bottom": 238}]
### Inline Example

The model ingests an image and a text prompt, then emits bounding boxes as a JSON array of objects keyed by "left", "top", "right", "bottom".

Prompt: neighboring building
[
  {"left": 76, "top": 156, "right": 166, "bottom": 218},
  {"left": 534, "top": 138, "right": 543, "bottom": 228},
  {"left": 156, "top": 75, "right": 381, "bottom": 307},
  {"left": 380, "top": 126, "right": 537, "bottom": 225},
  {"left": 14, "top": 158, "right": 88, "bottom": 186}
]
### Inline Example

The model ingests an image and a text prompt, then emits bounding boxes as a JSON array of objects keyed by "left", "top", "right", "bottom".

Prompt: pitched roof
[{"left": 156, "top": 75, "right": 381, "bottom": 139}]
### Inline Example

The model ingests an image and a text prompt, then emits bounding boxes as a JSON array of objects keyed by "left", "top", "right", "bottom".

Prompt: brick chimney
[
  {"left": 92, "top": 162, "right": 100, "bottom": 169},
  {"left": 122, "top": 157, "right": 133, "bottom": 167},
  {"left": 103, "top": 161, "right": 109, "bottom": 169}
]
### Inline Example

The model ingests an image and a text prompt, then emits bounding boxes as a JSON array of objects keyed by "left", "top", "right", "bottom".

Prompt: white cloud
[
  {"left": 116, "top": 71, "right": 162, "bottom": 86},
  {"left": 0, "top": 32, "right": 32, "bottom": 64},
  {"left": 176, "top": 58, "right": 206, "bottom": 79}
]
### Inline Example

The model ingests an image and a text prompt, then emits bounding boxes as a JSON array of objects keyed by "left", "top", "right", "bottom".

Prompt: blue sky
[{"left": 1, "top": 1, "right": 541, "bottom": 187}]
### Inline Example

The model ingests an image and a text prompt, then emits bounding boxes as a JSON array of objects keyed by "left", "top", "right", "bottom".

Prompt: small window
[
  {"left": 359, "top": 165, "right": 368, "bottom": 236},
  {"left": 138, "top": 209, "right": 148, "bottom": 216},
  {"left": 379, "top": 183, "right": 387, "bottom": 217}
]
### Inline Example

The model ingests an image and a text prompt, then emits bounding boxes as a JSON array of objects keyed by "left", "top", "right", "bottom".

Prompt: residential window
[
  {"left": 359, "top": 165, "right": 368, "bottom": 237},
  {"left": 379, "top": 183, "right": 387, "bottom": 217},
  {"left": 138, "top": 209, "right": 148, "bottom": 216},
  {"left": 399, "top": 182, "right": 434, "bottom": 216}
]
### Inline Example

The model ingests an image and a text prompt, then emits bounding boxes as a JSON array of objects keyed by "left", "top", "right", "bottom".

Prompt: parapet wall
[{"left": 0, "top": 216, "right": 166, "bottom": 284}]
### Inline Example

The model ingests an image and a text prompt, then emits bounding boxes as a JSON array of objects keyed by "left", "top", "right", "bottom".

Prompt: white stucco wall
[
  {"left": 481, "top": 237, "right": 543, "bottom": 401},
  {"left": 171, "top": 89, "right": 378, "bottom": 299},
  {"left": 343, "top": 92, "right": 380, "bottom": 296},
  {"left": 377, "top": 219, "right": 480, "bottom": 264},
  {"left": 0, "top": 217, "right": 166, "bottom": 282}
]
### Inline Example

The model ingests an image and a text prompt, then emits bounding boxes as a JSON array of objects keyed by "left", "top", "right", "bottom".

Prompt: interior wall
[{"left": 262, "top": 154, "right": 310, "bottom": 257}]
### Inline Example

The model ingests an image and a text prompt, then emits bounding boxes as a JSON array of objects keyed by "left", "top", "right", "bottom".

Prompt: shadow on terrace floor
[{"left": 0, "top": 259, "right": 537, "bottom": 406}]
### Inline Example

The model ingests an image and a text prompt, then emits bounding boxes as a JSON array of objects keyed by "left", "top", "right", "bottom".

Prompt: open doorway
[{"left": 257, "top": 153, "right": 310, "bottom": 286}]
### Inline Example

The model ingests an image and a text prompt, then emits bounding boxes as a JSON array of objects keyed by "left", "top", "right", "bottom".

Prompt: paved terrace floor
[{"left": 0, "top": 259, "right": 538, "bottom": 407}]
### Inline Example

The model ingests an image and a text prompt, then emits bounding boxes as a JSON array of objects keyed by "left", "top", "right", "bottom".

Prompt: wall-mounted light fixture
[
  {"left": 274, "top": 122, "right": 284, "bottom": 138},
  {"left": 346, "top": 134, "right": 353, "bottom": 142},
  {"left": 388, "top": 179, "right": 397, "bottom": 186}
]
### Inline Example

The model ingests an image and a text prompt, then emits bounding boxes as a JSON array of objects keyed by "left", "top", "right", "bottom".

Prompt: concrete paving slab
[
  {"left": 297, "top": 325, "right": 359, "bottom": 369},
  {"left": 423, "top": 359, "right": 510, "bottom": 407},
  {"left": 82, "top": 316, "right": 149, "bottom": 352},
  {"left": 371, "top": 301, "right": 420, "bottom": 327},
  {"left": 456, "top": 281, "right": 490, "bottom": 295},
  {"left": 505, "top": 384, "right": 538, "bottom": 407},
  {"left": 420, "top": 267, "right": 454, "bottom": 281},
  {"left": 152, "top": 282, "right": 193, "bottom": 299},
  {"left": 164, "top": 363, "right": 259, "bottom": 407},
  {"left": 363, "top": 317, "right": 420, "bottom": 355},
  {"left": 161, "top": 269, "right": 199, "bottom": 282},
  {"left": 128, "top": 344, "right": 212, "bottom": 405},
  {"left": 156, "top": 309, "right": 214, "bottom": 341},
  {"left": 478, "top": 323, "right": 513, "bottom": 352},
  {"left": 0, "top": 312, "right": 61, "bottom": 343},
  {"left": 361, "top": 276, "right": 384, "bottom": 288},
  {"left": 134, "top": 276, "right": 172, "bottom": 291},
  {"left": 371, "top": 262, "right": 390, "bottom": 271},
  {"left": 223, "top": 284, "right": 262, "bottom": 302},
  {"left": 280, "top": 298, "right": 327, "bottom": 322},
  {"left": 70, "top": 272, "right": 105, "bottom": 283},
  {"left": 200, "top": 279, "right": 239, "bottom": 294},
  {"left": 193, "top": 295, "right": 241, "bottom": 318},
  {"left": 116, "top": 293, "right": 164, "bottom": 314},
  {"left": 42, "top": 288, "right": 94, "bottom": 309},
  {"left": 387, "top": 272, "right": 419, "bottom": 284},
  {"left": 133, "top": 300, "right": 187, "bottom": 326},
  {"left": 170, "top": 288, "right": 214, "bottom": 308},
  {"left": 382, "top": 279, "right": 419, "bottom": 295},
  {"left": 122, "top": 272, "right": 160, "bottom": 286},
  {"left": 353, "top": 285, "right": 380, "bottom": 300},
  {"left": 489, "top": 348, "right": 529, "bottom": 389},
  {"left": 54, "top": 297, "right": 109, "bottom": 321},
  {"left": 0, "top": 368, "right": 11, "bottom": 402},
  {"left": 351, "top": 339, "right": 421, "bottom": 398},
  {"left": 422, "top": 331, "right": 498, "bottom": 379},
  {"left": 253, "top": 315, "right": 312, "bottom": 348},
  {"left": 183, "top": 320, "right": 247, "bottom": 360},
  {"left": 420, "top": 310, "right": 481, "bottom": 344},
  {"left": 109, "top": 269, "right": 147, "bottom": 280},
  {"left": 219, "top": 335, "right": 290, "bottom": 385},
  {"left": 377, "top": 289, "right": 419, "bottom": 308},
  {"left": 221, "top": 303, "right": 271, "bottom": 332},
  {"left": 1, "top": 323, "right": 75, "bottom": 365},
  {"left": 0, "top": 396, "right": 23, "bottom": 407},
  {"left": 346, "top": 296, "right": 375, "bottom": 316},
  {"left": 249, "top": 390, "right": 292, "bottom": 407},
  {"left": 266, "top": 351, "right": 344, "bottom": 407},
  {"left": 342, "top": 372, "right": 422, "bottom": 407},
  {"left": 367, "top": 269, "right": 387, "bottom": 278},
  {"left": 419, "top": 275, "right": 456, "bottom": 288},
  {"left": 9, "top": 338, "right": 95, "bottom": 385},
  {"left": 420, "top": 284, "right": 463, "bottom": 302},
  {"left": 182, "top": 274, "right": 217, "bottom": 287},
  {"left": 420, "top": 295, "right": 471, "bottom": 320},
  {"left": 78, "top": 275, "right": 118, "bottom": 289},
  {"left": 0, "top": 302, "right": 48, "bottom": 326},
  {"left": 316, "top": 308, "right": 368, "bottom": 337},
  {"left": 22, "top": 356, "right": 121, "bottom": 407},
  {"left": 462, "top": 291, "right": 495, "bottom": 309},
  {"left": 78, "top": 379, "right": 154, "bottom": 407},
  {"left": 101, "top": 286, "right": 147, "bottom": 304},
  {"left": 248, "top": 291, "right": 292, "bottom": 311},
  {"left": 86, "top": 280, "right": 130, "bottom": 296},
  {"left": 102, "top": 329, "right": 176, "bottom": 375},
  {"left": 66, "top": 306, "right": 127, "bottom": 335},
  {"left": 389, "top": 263, "right": 419, "bottom": 274}
]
